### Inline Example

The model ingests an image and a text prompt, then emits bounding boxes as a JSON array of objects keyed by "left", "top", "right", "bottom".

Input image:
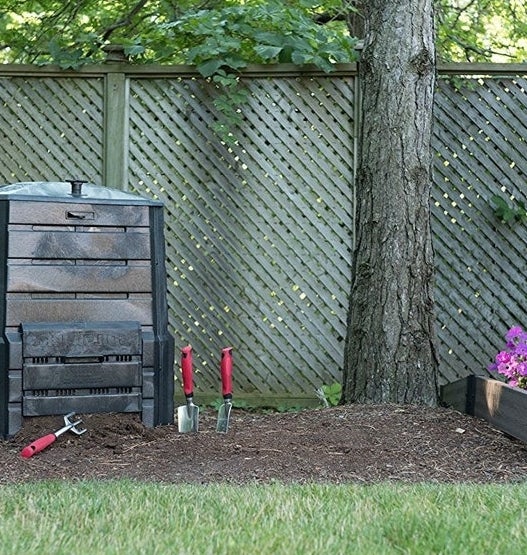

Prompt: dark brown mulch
[{"left": 2, "top": 404, "right": 527, "bottom": 485}]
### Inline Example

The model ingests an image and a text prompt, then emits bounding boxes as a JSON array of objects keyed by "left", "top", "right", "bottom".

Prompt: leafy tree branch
[
  {"left": 3, "top": 0, "right": 527, "bottom": 139},
  {"left": 100, "top": 0, "right": 151, "bottom": 42}
]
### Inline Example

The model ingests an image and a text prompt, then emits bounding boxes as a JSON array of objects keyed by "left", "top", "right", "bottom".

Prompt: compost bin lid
[{"left": 0, "top": 181, "right": 162, "bottom": 205}]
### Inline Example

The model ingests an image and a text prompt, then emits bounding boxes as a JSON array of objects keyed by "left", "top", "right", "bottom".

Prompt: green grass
[{"left": 1, "top": 481, "right": 527, "bottom": 554}]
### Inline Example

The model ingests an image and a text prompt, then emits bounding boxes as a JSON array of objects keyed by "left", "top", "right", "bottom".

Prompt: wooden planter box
[{"left": 441, "top": 375, "right": 527, "bottom": 443}]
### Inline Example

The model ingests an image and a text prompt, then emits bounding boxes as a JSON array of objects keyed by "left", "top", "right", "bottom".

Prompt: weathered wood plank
[
  {"left": 442, "top": 376, "right": 527, "bottom": 443},
  {"left": 104, "top": 72, "right": 129, "bottom": 189}
]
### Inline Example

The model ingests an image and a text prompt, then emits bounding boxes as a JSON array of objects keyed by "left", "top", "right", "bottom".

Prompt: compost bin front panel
[{"left": 0, "top": 182, "right": 174, "bottom": 437}]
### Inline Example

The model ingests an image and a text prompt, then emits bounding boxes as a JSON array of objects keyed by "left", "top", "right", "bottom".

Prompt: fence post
[{"left": 103, "top": 71, "right": 129, "bottom": 190}]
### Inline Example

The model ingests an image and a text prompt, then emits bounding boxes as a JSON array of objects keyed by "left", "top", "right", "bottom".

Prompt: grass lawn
[{"left": 1, "top": 480, "right": 526, "bottom": 554}]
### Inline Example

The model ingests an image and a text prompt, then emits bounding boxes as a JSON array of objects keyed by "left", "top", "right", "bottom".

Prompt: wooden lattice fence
[
  {"left": 127, "top": 69, "right": 355, "bottom": 404},
  {"left": 1, "top": 63, "right": 526, "bottom": 406},
  {"left": 0, "top": 74, "right": 104, "bottom": 181},
  {"left": 432, "top": 71, "right": 527, "bottom": 385}
]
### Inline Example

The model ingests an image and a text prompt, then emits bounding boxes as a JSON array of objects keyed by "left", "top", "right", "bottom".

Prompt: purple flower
[
  {"left": 496, "top": 351, "right": 512, "bottom": 364},
  {"left": 517, "top": 362, "right": 527, "bottom": 376},
  {"left": 497, "top": 362, "right": 513, "bottom": 378},
  {"left": 490, "top": 327, "right": 527, "bottom": 390},
  {"left": 506, "top": 326, "right": 524, "bottom": 340},
  {"left": 506, "top": 326, "right": 527, "bottom": 348}
]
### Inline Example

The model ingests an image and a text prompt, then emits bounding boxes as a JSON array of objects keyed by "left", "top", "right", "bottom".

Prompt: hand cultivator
[{"left": 20, "top": 412, "right": 86, "bottom": 458}]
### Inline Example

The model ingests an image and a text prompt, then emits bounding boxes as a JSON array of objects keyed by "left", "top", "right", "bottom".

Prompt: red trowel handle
[
  {"left": 181, "top": 345, "right": 194, "bottom": 397},
  {"left": 20, "top": 433, "right": 57, "bottom": 459},
  {"left": 221, "top": 347, "right": 233, "bottom": 398}
]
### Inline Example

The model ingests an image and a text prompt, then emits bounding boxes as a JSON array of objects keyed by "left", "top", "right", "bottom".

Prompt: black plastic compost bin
[{"left": 0, "top": 181, "right": 175, "bottom": 437}]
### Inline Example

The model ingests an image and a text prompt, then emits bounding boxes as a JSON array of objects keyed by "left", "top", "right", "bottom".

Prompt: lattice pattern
[
  {"left": 0, "top": 76, "right": 104, "bottom": 183},
  {"left": 128, "top": 75, "right": 355, "bottom": 397},
  {"left": 2, "top": 66, "right": 527, "bottom": 403},
  {"left": 432, "top": 76, "right": 527, "bottom": 383}
]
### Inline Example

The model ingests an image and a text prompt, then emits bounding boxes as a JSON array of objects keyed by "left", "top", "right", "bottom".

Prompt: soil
[{"left": 2, "top": 404, "right": 527, "bottom": 485}]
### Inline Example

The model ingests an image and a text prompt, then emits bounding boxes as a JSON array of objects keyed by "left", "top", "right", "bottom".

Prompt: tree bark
[{"left": 342, "top": 0, "right": 439, "bottom": 405}]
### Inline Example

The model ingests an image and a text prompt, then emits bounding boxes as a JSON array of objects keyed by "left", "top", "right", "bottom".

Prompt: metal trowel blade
[
  {"left": 216, "top": 401, "right": 232, "bottom": 433},
  {"left": 178, "top": 403, "right": 199, "bottom": 433}
]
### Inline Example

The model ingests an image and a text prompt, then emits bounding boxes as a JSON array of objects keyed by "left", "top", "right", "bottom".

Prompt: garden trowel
[
  {"left": 178, "top": 345, "right": 199, "bottom": 433},
  {"left": 216, "top": 347, "right": 233, "bottom": 433}
]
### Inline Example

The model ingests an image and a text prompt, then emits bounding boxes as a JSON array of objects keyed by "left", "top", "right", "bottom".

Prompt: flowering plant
[{"left": 489, "top": 326, "right": 527, "bottom": 389}]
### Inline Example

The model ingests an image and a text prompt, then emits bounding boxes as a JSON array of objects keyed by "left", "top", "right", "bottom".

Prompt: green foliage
[
  {"left": 5, "top": 1, "right": 527, "bottom": 140},
  {"left": 166, "top": 1, "right": 357, "bottom": 70},
  {"left": 0, "top": 2, "right": 356, "bottom": 142},
  {"left": 275, "top": 404, "right": 304, "bottom": 413},
  {"left": 208, "top": 397, "right": 251, "bottom": 410},
  {"left": 491, "top": 194, "right": 527, "bottom": 224},
  {"left": 436, "top": 0, "right": 527, "bottom": 62},
  {"left": 208, "top": 398, "right": 225, "bottom": 410},
  {"left": 321, "top": 382, "right": 342, "bottom": 406},
  {"left": 0, "top": 1, "right": 356, "bottom": 67},
  {"left": 155, "top": 1, "right": 357, "bottom": 141},
  {"left": 3, "top": 0, "right": 527, "bottom": 68},
  {"left": 0, "top": 0, "right": 152, "bottom": 65},
  {"left": 315, "top": 382, "right": 342, "bottom": 407},
  {"left": 209, "top": 70, "right": 250, "bottom": 143}
]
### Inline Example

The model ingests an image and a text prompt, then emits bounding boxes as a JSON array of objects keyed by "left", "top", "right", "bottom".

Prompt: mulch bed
[{"left": 2, "top": 404, "right": 527, "bottom": 484}]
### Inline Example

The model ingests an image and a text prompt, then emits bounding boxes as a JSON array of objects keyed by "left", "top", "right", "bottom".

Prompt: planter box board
[{"left": 441, "top": 375, "right": 527, "bottom": 443}]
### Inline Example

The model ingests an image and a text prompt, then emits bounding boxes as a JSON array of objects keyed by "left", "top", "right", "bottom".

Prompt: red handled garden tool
[
  {"left": 20, "top": 412, "right": 86, "bottom": 458},
  {"left": 216, "top": 347, "right": 233, "bottom": 433},
  {"left": 178, "top": 345, "right": 199, "bottom": 433}
]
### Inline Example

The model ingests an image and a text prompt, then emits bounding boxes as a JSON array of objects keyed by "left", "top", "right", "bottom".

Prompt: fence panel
[
  {"left": 128, "top": 72, "right": 355, "bottom": 402},
  {"left": 432, "top": 75, "right": 527, "bottom": 384},
  {"left": 0, "top": 75, "right": 104, "bottom": 183},
  {"left": 1, "top": 64, "right": 527, "bottom": 405}
]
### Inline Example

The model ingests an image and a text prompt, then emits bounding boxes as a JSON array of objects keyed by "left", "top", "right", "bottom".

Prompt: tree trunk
[{"left": 342, "top": 0, "right": 439, "bottom": 405}]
